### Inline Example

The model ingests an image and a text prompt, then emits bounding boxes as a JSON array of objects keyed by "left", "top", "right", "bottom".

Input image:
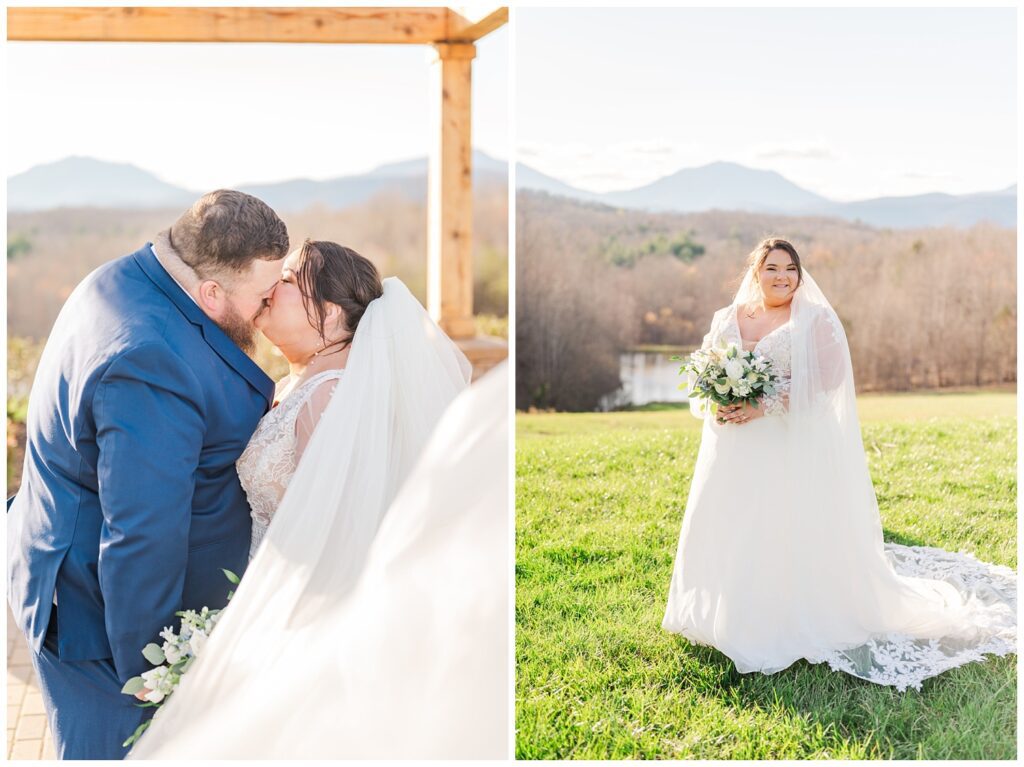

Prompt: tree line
[
  {"left": 7, "top": 187, "right": 508, "bottom": 342},
  {"left": 516, "top": 190, "right": 1015, "bottom": 411}
]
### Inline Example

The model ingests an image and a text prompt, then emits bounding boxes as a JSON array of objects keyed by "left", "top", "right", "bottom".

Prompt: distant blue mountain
[
  {"left": 821, "top": 186, "right": 1017, "bottom": 229},
  {"left": 8, "top": 151, "right": 509, "bottom": 212},
  {"left": 605, "top": 161, "right": 830, "bottom": 214},
  {"left": 515, "top": 163, "right": 601, "bottom": 202},
  {"left": 516, "top": 161, "right": 1015, "bottom": 229},
  {"left": 7, "top": 156, "right": 195, "bottom": 211}
]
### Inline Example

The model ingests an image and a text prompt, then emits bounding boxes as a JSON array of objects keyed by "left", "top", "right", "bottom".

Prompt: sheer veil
[
  {"left": 127, "top": 277, "right": 509, "bottom": 758},
  {"left": 684, "top": 267, "right": 1015, "bottom": 689}
]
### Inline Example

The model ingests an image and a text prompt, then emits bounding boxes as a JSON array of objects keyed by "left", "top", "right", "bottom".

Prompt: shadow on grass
[
  {"left": 663, "top": 633, "right": 1017, "bottom": 760},
  {"left": 880, "top": 527, "right": 930, "bottom": 547}
]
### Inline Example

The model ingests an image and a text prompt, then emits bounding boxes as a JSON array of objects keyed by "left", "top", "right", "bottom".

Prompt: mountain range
[
  {"left": 517, "top": 160, "right": 1016, "bottom": 229},
  {"left": 9, "top": 155, "right": 1015, "bottom": 229},
  {"left": 7, "top": 152, "right": 509, "bottom": 213}
]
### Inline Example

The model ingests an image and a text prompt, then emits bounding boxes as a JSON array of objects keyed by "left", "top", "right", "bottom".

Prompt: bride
[
  {"left": 236, "top": 239, "right": 394, "bottom": 560},
  {"left": 662, "top": 237, "right": 1016, "bottom": 691},
  {"left": 126, "top": 239, "right": 509, "bottom": 757}
]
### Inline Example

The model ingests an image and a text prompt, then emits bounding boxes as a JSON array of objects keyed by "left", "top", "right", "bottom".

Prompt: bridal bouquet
[
  {"left": 673, "top": 342, "right": 779, "bottom": 410},
  {"left": 120, "top": 569, "right": 240, "bottom": 748}
]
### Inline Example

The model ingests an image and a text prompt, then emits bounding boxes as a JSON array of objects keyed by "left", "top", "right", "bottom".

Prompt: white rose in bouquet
[
  {"left": 140, "top": 666, "right": 172, "bottom": 704},
  {"left": 189, "top": 628, "right": 209, "bottom": 658},
  {"left": 724, "top": 357, "right": 745, "bottom": 380},
  {"left": 162, "top": 642, "right": 183, "bottom": 665}
]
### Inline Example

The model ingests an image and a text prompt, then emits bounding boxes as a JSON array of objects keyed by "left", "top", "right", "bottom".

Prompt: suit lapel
[{"left": 131, "top": 243, "right": 275, "bottom": 409}]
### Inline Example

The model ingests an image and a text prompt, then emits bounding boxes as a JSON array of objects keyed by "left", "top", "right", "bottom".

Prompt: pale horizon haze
[
  {"left": 517, "top": 7, "right": 1016, "bottom": 201},
  {"left": 6, "top": 25, "right": 508, "bottom": 190}
]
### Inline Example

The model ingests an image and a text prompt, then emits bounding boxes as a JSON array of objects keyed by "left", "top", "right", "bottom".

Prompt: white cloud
[
  {"left": 612, "top": 139, "right": 678, "bottom": 157},
  {"left": 751, "top": 141, "right": 837, "bottom": 162},
  {"left": 519, "top": 138, "right": 708, "bottom": 193},
  {"left": 901, "top": 171, "right": 960, "bottom": 181}
]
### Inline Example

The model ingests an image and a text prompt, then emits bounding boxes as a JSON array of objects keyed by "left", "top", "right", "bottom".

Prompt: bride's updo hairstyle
[
  {"left": 743, "top": 237, "right": 804, "bottom": 297},
  {"left": 295, "top": 239, "right": 384, "bottom": 352}
]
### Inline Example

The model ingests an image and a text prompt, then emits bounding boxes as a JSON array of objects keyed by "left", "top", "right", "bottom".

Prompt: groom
[{"left": 7, "top": 190, "right": 288, "bottom": 759}]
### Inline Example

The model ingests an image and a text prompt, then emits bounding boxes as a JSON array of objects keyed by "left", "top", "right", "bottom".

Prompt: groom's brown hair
[{"left": 169, "top": 189, "right": 289, "bottom": 276}]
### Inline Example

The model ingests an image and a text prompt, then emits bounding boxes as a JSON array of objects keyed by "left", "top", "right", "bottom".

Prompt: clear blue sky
[
  {"left": 516, "top": 7, "right": 1016, "bottom": 200},
  {"left": 6, "top": 25, "right": 508, "bottom": 189}
]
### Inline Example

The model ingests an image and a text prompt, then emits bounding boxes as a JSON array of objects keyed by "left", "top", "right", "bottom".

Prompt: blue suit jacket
[{"left": 8, "top": 243, "right": 273, "bottom": 683}]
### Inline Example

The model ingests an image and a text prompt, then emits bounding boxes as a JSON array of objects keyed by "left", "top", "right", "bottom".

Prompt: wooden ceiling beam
[
  {"left": 7, "top": 7, "right": 455, "bottom": 45},
  {"left": 445, "top": 7, "right": 508, "bottom": 42}
]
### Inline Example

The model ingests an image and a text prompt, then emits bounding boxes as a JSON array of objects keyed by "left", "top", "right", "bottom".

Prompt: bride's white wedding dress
[
  {"left": 237, "top": 369, "right": 344, "bottom": 558},
  {"left": 127, "top": 279, "right": 511, "bottom": 759},
  {"left": 662, "top": 270, "right": 1016, "bottom": 692}
]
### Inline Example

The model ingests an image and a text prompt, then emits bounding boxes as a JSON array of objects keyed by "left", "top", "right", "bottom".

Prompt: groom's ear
[{"left": 197, "top": 279, "right": 227, "bottom": 318}]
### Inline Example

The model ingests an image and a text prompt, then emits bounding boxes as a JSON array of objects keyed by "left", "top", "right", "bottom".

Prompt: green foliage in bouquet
[{"left": 120, "top": 568, "right": 241, "bottom": 749}]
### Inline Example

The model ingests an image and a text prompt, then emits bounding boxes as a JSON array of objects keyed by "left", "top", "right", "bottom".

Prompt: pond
[{"left": 600, "top": 348, "right": 696, "bottom": 410}]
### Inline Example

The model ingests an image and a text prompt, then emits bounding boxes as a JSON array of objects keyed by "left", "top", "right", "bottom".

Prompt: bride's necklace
[
  {"left": 744, "top": 302, "right": 787, "bottom": 319},
  {"left": 300, "top": 346, "right": 344, "bottom": 378},
  {"left": 740, "top": 304, "right": 789, "bottom": 349},
  {"left": 310, "top": 345, "right": 344, "bottom": 361},
  {"left": 276, "top": 345, "right": 345, "bottom": 406},
  {"left": 743, "top": 304, "right": 788, "bottom": 329}
]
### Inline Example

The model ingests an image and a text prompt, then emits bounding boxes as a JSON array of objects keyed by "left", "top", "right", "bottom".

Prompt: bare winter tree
[
  {"left": 515, "top": 191, "right": 1015, "bottom": 409},
  {"left": 516, "top": 193, "right": 635, "bottom": 411}
]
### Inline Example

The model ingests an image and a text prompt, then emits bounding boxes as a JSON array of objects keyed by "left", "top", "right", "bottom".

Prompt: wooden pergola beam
[
  {"left": 8, "top": 4, "right": 508, "bottom": 365},
  {"left": 7, "top": 7, "right": 463, "bottom": 45},
  {"left": 447, "top": 7, "right": 509, "bottom": 42}
]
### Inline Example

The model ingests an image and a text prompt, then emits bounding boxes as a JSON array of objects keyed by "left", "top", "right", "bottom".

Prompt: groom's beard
[{"left": 217, "top": 299, "right": 258, "bottom": 356}]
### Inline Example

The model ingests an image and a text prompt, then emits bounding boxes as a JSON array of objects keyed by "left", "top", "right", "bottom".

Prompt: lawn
[{"left": 516, "top": 391, "right": 1017, "bottom": 760}]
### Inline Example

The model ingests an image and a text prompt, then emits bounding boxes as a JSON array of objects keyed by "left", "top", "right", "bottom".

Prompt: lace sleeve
[
  {"left": 761, "top": 377, "right": 790, "bottom": 416},
  {"left": 294, "top": 376, "right": 342, "bottom": 464},
  {"left": 812, "top": 310, "right": 847, "bottom": 393},
  {"left": 702, "top": 306, "right": 731, "bottom": 351}
]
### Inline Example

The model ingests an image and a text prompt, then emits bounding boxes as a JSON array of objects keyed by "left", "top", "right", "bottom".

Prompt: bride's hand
[{"left": 717, "top": 401, "right": 764, "bottom": 425}]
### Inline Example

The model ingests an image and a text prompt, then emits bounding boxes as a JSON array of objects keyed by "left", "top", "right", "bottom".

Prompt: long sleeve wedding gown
[{"left": 662, "top": 273, "right": 1015, "bottom": 692}]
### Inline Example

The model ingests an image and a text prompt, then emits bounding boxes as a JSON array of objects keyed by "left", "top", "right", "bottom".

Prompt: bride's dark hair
[
  {"left": 744, "top": 237, "right": 804, "bottom": 289},
  {"left": 295, "top": 239, "right": 384, "bottom": 352}
]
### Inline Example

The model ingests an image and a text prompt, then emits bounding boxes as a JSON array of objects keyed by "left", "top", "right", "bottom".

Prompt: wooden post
[{"left": 428, "top": 41, "right": 476, "bottom": 340}]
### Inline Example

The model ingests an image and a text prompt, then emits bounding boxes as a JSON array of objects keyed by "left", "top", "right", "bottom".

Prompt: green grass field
[{"left": 516, "top": 391, "right": 1017, "bottom": 760}]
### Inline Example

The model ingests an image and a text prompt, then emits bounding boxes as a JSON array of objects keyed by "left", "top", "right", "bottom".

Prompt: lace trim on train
[{"left": 810, "top": 544, "right": 1017, "bottom": 691}]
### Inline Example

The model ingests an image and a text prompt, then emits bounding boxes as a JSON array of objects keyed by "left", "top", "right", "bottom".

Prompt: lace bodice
[
  {"left": 237, "top": 369, "right": 344, "bottom": 559},
  {"left": 724, "top": 307, "right": 791, "bottom": 416}
]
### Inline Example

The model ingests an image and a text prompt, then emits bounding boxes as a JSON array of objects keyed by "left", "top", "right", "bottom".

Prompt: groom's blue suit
[{"left": 7, "top": 243, "right": 274, "bottom": 759}]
